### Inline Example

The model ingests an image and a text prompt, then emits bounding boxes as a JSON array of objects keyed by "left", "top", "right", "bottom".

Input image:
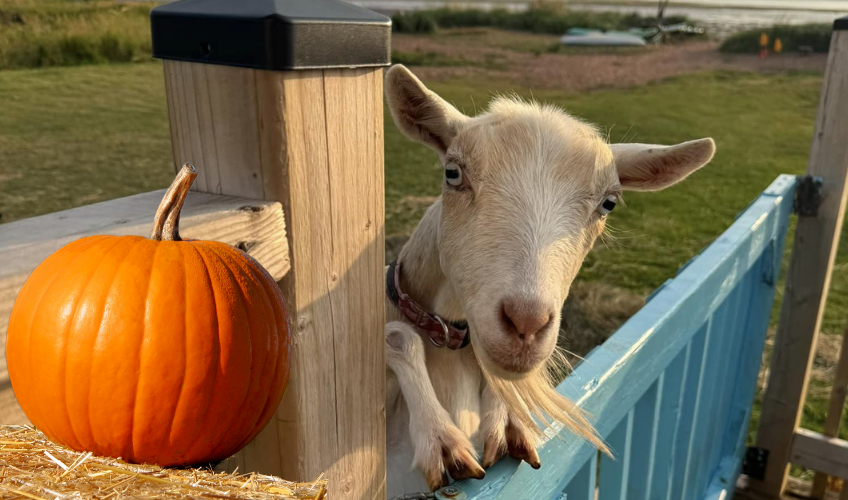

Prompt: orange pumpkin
[{"left": 6, "top": 164, "right": 291, "bottom": 467}]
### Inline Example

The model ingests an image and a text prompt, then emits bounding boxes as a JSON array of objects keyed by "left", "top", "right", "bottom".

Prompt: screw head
[{"left": 442, "top": 486, "right": 459, "bottom": 497}]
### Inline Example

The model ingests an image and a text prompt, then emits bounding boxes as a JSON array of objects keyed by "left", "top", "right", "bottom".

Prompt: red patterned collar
[{"left": 386, "top": 260, "right": 471, "bottom": 349}]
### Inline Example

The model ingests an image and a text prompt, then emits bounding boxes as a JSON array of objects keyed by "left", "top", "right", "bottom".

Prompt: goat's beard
[{"left": 481, "top": 348, "right": 611, "bottom": 456}]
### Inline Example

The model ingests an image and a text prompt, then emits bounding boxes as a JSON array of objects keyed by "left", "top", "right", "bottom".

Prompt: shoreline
[
  {"left": 352, "top": 0, "right": 847, "bottom": 38},
  {"left": 355, "top": 0, "right": 848, "bottom": 13},
  {"left": 573, "top": 0, "right": 847, "bottom": 13}
]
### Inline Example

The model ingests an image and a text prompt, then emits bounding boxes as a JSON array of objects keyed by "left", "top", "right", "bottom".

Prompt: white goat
[{"left": 383, "top": 65, "right": 716, "bottom": 497}]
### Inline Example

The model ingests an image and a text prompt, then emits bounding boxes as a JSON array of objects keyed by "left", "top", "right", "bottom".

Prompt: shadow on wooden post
[
  {"left": 151, "top": 2, "right": 391, "bottom": 498},
  {"left": 748, "top": 17, "right": 848, "bottom": 500}
]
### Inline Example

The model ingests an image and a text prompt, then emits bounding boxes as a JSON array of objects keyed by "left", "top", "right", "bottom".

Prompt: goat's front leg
[
  {"left": 480, "top": 382, "right": 541, "bottom": 469},
  {"left": 386, "top": 321, "right": 486, "bottom": 490}
]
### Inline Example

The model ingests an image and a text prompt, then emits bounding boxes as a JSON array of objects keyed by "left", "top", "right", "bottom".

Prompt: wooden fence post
[
  {"left": 151, "top": 2, "right": 390, "bottom": 498},
  {"left": 750, "top": 19, "right": 848, "bottom": 499}
]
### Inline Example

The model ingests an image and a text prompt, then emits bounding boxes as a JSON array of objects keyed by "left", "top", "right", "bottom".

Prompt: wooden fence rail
[{"left": 811, "top": 314, "right": 848, "bottom": 499}]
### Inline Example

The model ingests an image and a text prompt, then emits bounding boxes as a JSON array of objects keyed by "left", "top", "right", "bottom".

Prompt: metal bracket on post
[
  {"left": 742, "top": 447, "right": 769, "bottom": 481},
  {"left": 794, "top": 175, "right": 824, "bottom": 216}
]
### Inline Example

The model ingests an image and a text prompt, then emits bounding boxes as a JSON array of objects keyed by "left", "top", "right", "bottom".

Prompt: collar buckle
[
  {"left": 428, "top": 316, "right": 451, "bottom": 347},
  {"left": 387, "top": 259, "right": 471, "bottom": 350}
]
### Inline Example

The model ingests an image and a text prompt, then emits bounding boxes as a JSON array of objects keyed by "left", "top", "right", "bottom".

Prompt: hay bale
[{"left": 0, "top": 426, "right": 327, "bottom": 500}]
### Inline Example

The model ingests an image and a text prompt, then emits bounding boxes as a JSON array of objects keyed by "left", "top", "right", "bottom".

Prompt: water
[{"left": 352, "top": 0, "right": 848, "bottom": 37}]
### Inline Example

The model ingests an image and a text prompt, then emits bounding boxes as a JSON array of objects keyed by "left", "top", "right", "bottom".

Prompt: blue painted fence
[{"left": 448, "top": 174, "right": 798, "bottom": 500}]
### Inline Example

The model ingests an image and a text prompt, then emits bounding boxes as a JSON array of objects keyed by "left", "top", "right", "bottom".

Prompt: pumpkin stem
[{"left": 151, "top": 163, "right": 197, "bottom": 242}]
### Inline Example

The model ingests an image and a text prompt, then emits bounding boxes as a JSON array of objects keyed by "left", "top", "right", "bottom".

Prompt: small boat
[
  {"left": 661, "top": 22, "right": 705, "bottom": 35},
  {"left": 559, "top": 29, "right": 647, "bottom": 47}
]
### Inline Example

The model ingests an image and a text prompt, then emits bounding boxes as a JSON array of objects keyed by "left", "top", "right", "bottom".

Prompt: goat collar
[{"left": 386, "top": 259, "right": 471, "bottom": 350}]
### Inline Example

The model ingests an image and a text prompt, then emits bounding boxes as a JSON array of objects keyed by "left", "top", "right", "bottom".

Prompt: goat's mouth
[{"left": 471, "top": 321, "right": 554, "bottom": 381}]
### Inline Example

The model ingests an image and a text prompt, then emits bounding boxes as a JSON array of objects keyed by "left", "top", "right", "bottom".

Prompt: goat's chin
[{"left": 472, "top": 334, "right": 550, "bottom": 381}]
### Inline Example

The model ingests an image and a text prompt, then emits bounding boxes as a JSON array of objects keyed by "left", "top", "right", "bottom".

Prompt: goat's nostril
[
  {"left": 501, "top": 298, "right": 552, "bottom": 340},
  {"left": 500, "top": 305, "right": 517, "bottom": 334}
]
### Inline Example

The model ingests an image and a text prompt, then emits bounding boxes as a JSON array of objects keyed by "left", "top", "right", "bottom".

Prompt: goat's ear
[
  {"left": 385, "top": 64, "right": 468, "bottom": 155},
  {"left": 611, "top": 138, "right": 716, "bottom": 192}
]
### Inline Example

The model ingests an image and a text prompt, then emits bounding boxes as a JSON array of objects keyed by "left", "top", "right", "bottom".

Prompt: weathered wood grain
[
  {"left": 751, "top": 30, "right": 848, "bottom": 498},
  {"left": 0, "top": 189, "right": 290, "bottom": 424},
  {"left": 812, "top": 315, "right": 848, "bottom": 499},
  {"left": 163, "top": 60, "right": 387, "bottom": 497},
  {"left": 791, "top": 429, "right": 848, "bottom": 481}
]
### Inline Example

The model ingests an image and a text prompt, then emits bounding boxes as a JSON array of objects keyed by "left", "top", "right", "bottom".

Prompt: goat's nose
[{"left": 500, "top": 297, "right": 553, "bottom": 340}]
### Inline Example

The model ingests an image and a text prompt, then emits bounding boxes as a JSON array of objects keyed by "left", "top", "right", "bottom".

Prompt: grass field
[
  {"left": 1, "top": 60, "right": 846, "bottom": 447},
  {"left": 0, "top": 0, "right": 155, "bottom": 70}
]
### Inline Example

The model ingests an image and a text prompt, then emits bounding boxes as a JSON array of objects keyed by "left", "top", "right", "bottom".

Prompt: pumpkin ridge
[
  {"left": 180, "top": 242, "right": 226, "bottom": 463},
  {"left": 197, "top": 241, "right": 257, "bottom": 460},
  {"left": 156, "top": 243, "right": 190, "bottom": 457},
  {"left": 15, "top": 235, "right": 108, "bottom": 441},
  {"left": 244, "top": 246, "right": 291, "bottom": 437},
  {"left": 118, "top": 237, "right": 158, "bottom": 462},
  {"left": 29, "top": 236, "right": 119, "bottom": 444},
  {"left": 170, "top": 242, "right": 220, "bottom": 462},
  {"left": 57, "top": 236, "right": 132, "bottom": 451},
  {"left": 207, "top": 243, "right": 279, "bottom": 454},
  {"left": 231, "top": 246, "right": 289, "bottom": 442}
]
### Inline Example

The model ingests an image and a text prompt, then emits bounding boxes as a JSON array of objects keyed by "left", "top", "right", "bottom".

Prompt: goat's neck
[{"left": 397, "top": 200, "right": 465, "bottom": 321}]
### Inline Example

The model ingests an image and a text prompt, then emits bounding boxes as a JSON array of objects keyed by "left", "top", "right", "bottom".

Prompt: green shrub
[
  {"left": 0, "top": 0, "right": 154, "bottom": 70},
  {"left": 720, "top": 24, "right": 832, "bottom": 54},
  {"left": 391, "top": 4, "right": 695, "bottom": 35},
  {"left": 391, "top": 10, "right": 437, "bottom": 34}
]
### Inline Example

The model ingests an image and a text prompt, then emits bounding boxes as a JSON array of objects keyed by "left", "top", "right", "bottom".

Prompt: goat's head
[{"left": 386, "top": 65, "right": 715, "bottom": 380}]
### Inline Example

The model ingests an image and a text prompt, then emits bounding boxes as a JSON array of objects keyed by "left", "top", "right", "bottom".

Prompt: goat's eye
[
  {"left": 598, "top": 195, "right": 617, "bottom": 216},
  {"left": 445, "top": 162, "right": 463, "bottom": 187}
]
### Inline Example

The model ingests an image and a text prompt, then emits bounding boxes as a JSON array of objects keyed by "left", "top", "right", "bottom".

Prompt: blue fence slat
[
  {"left": 562, "top": 451, "right": 597, "bottom": 500},
  {"left": 599, "top": 411, "right": 634, "bottom": 500},
  {"left": 670, "top": 330, "right": 707, "bottom": 500},
  {"left": 706, "top": 273, "right": 755, "bottom": 479},
  {"left": 689, "top": 291, "right": 740, "bottom": 498},
  {"left": 627, "top": 380, "right": 660, "bottom": 500},
  {"left": 454, "top": 175, "right": 797, "bottom": 500},
  {"left": 649, "top": 348, "right": 689, "bottom": 500},
  {"left": 680, "top": 319, "right": 715, "bottom": 500}
]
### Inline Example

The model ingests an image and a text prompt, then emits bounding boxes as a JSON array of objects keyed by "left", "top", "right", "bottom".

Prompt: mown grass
[
  {"left": 0, "top": 0, "right": 155, "bottom": 70},
  {"left": 391, "top": 49, "right": 512, "bottom": 70},
  {"left": 720, "top": 23, "right": 832, "bottom": 54},
  {"left": 1, "top": 63, "right": 846, "bottom": 443},
  {"left": 0, "top": 63, "right": 173, "bottom": 220}
]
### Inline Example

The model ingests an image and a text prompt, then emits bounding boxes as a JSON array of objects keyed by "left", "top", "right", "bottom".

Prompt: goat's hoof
[
  {"left": 419, "top": 424, "right": 485, "bottom": 490},
  {"left": 446, "top": 448, "right": 486, "bottom": 481},
  {"left": 507, "top": 421, "right": 541, "bottom": 469},
  {"left": 481, "top": 435, "right": 508, "bottom": 469},
  {"left": 425, "top": 470, "right": 450, "bottom": 492}
]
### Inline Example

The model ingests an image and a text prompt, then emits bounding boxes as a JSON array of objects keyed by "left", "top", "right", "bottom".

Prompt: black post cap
[
  {"left": 151, "top": 0, "right": 391, "bottom": 70},
  {"left": 836, "top": 16, "right": 848, "bottom": 31}
]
